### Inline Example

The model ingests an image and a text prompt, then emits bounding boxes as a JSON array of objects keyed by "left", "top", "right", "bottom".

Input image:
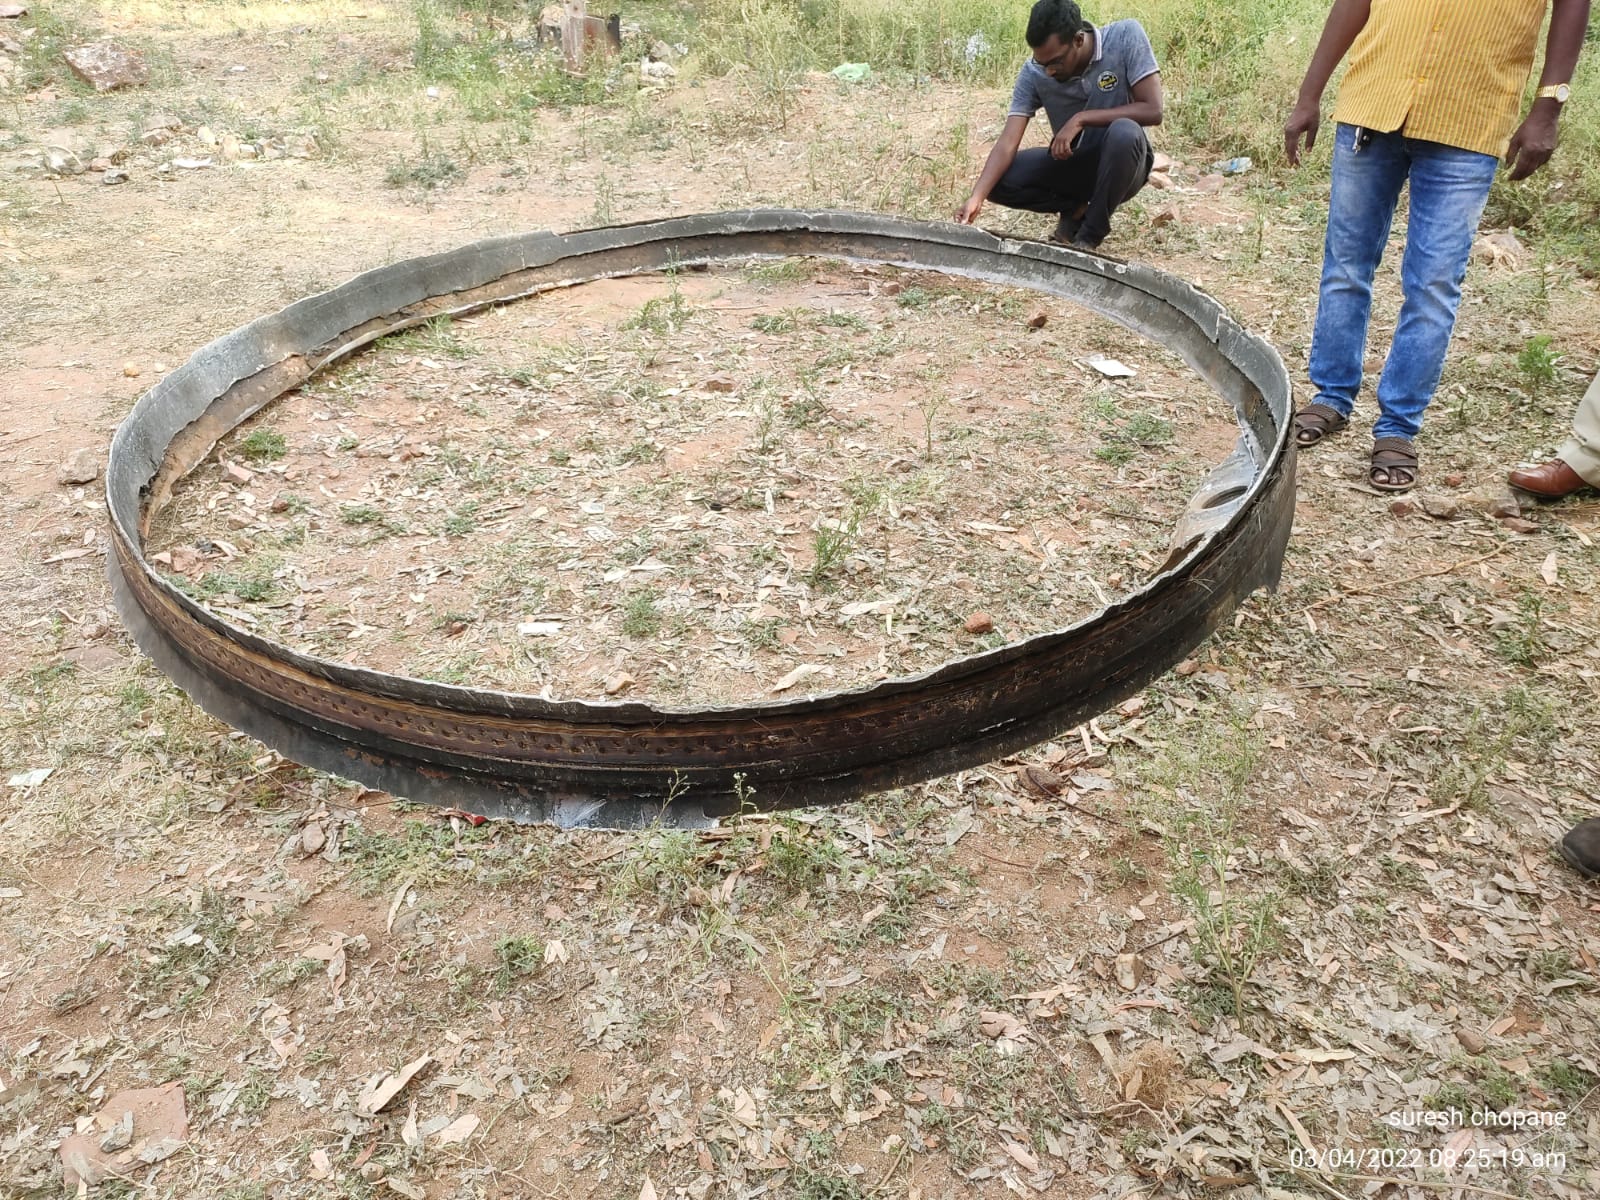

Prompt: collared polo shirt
[
  {"left": 1008, "top": 20, "right": 1160, "bottom": 134},
  {"left": 1332, "top": 0, "right": 1549, "bottom": 157}
]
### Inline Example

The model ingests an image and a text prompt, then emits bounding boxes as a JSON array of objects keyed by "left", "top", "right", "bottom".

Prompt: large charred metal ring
[{"left": 108, "top": 210, "right": 1295, "bottom": 829}]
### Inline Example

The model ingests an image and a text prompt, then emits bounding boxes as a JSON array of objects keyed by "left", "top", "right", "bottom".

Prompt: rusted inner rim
[{"left": 107, "top": 210, "right": 1295, "bottom": 829}]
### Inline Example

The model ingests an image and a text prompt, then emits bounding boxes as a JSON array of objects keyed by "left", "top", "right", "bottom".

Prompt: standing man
[
  {"left": 1508, "top": 369, "right": 1600, "bottom": 500},
  {"left": 1515, "top": 367, "right": 1600, "bottom": 879},
  {"left": 1285, "top": 0, "right": 1591, "bottom": 494},
  {"left": 955, "top": 0, "right": 1163, "bottom": 251}
]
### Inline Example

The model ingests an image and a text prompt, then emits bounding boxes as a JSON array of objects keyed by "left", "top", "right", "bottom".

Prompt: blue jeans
[{"left": 1307, "top": 124, "right": 1497, "bottom": 442}]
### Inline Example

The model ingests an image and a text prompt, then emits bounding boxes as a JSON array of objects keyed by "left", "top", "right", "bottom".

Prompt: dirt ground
[{"left": 2, "top": 4, "right": 1599, "bottom": 1200}]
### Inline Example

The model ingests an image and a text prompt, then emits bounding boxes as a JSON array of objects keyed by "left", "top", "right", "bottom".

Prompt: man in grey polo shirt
[{"left": 956, "top": 0, "right": 1163, "bottom": 250}]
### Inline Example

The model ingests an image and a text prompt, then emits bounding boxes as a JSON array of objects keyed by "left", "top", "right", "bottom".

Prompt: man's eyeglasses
[{"left": 1038, "top": 48, "right": 1075, "bottom": 74}]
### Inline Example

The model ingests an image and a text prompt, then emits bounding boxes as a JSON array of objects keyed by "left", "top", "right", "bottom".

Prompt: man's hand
[
  {"left": 1050, "top": 113, "right": 1086, "bottom": 161},
  {"left": 1506, "top": 105, "right": 1559, "bottom": 181},
  {"left": 954, "top": 194, "right": 985, "bottom": 224},
  {"left": 1283, "top": 98, "right": 1321, "bottom": 166}
]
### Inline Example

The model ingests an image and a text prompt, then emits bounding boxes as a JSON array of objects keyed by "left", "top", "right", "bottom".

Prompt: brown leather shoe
[
  {"left": 1507, "top": 459, "right": 1594, "bottom": 499},
  {"left": 1560, "top": 818, "right": 1600, "bottom": 879}
]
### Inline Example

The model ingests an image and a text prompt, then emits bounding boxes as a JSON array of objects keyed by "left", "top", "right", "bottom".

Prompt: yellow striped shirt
[{"left": 1332, "top": 0, "right": 1548, "bottom": 157}]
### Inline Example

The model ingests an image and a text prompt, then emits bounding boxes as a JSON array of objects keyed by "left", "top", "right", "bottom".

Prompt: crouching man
[{"left": 955, "top": 0, "right": 1163, "bottom": 250}]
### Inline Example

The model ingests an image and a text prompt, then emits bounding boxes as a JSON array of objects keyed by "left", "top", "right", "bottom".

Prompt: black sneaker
[
  {"left": 1049, "top": 212, "right": 1082, "bottom": 244},
  {"left": 1559, "top": 818, "right": 1600, "bottom": 878}
]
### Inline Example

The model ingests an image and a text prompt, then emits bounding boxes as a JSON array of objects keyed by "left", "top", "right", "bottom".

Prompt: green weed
[
  {"left": 745, "top": 258, "right": 815, "bottom": 285},
  {"left": 238, "top": 428, "right": 288, "bottom": 463},
  {"left": 621, "top": 588, "right": 663, "bottom": 638},
  {"left": 384, "top": 149, "right": 463, "bottom": 191},
  {"left": 1517, "top": 334, "right": 1559, "bottom": 396},
  {"left": 195, "top": 561, "right": 282, "bottom": 605},
  {"left": 442, "top": 500, "right": 480, "bottom": 536},
  {"left": 808, "top": 508, "right": 860, "bottom": 587},
  {"left": 1174, "top": 844, "right": 1281, "bottom": 1018},
  {"left": 751, "top": 309, "right": 803, "bottom": 334},
  {"left": 387, "top": 315, "right": 474, "bottom": 359},
  {"left": 493, "top": 935, "right": 545, "bottom": 990}
]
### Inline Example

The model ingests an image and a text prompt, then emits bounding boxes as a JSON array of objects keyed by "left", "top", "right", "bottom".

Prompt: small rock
[
  {"left": 1488, "top": 495, "right": 1521, "bottom": 520},
  {"left": 1193, "top": 173, "right": 1225, "bottom": 194},
  {"left": 1443, "top": 472, "right": 1465, "bottom": 488},
  {"left": 3, "top": 149, "right": 43, "bottom": 176},
  {"left": 1473, "top": 229, "right": 1525, "bottom": 268},
  {"left": 141, "top": 112, "right": 181, "bottom": 133},
  {"left": 1150, "top": 205, "right": 1178, "bottom": 228},
  {"left": 1145, "top": 170, "right": 1173, "bottom": 191},
  {"left": 220, "top": 134, "right": 241, "bottom": 162},
  {"left": 102, "top": 167, "right": 129, "bottom": 185},
  {"left": 122, "top": 362, "right": 140, "bottom": 378},
  {"left": 269, "top": 496, "right": 289, "bottom": 514},
  {"left": 1457, "top": 1028, "right": 1487, "bottom": 1055},
  {"left": 222, "top": 460, "right": 254, "bottom": 485},
  {"left": 700, "top": 374, "right": 736, "bottom": 393},
  {"left": 140, "top": 128, "right": 172, "bottom": 147},
  {"left": 1417, "top": 494, "right": 1460, "bottom": 520},
  {"left": 1388, "top": 498, "right": 1417, "bottom": 518},
  {"left": 963, "top": 611, "right": 994, "bottom": 635},
  {"left": 1114, "top": 952, "right": 1144, "bottom": 991},
  {"left": 1151, "top": 151, "right": 1173, "bottom": 173},
  {"left": 88, "top": 155, "right": 113, "bottom": 172},
  {"left": 225, "top": 512, "right": 252, "bottom": 530},
  {"left": 171, "top": 156, "right": 212, "bottom": 170},
  {"left": 235, "top": 142, "right": 258, "bottom": 160},
  {"left": 44, "top": 146, "right": 83, "bottom": 176},
  {"left": 285, "top": 132, "right": 319, "bottom": 159},
  {"left": 880, "top": 281, "right": 904, "bottom": 296},
  {"left": 359, "top": 1162, "right": 384, "bottom": 1182},
  {"left": 0, "top": 4, "right": 29, "bottom": 17},
  {"left": 196, "top": 125, "right": 217, "bottom": 146},
  {"left": 300, "top": 823, "right": 327, "bottom": 855},
  {"left": 1499, "top": 516, "right": 1540, "bottom": 534},
  {"left": 1018, "top": 764, "right": 1065, "bottom": 797},
  {"left": 603, "top": 671, "right": 635, "bottom": 696},
  {"left": 1026, "top": 311, "right": 1047, "bottom": 330},
  {"left": 63, "top": 41, "right": 149, "bottom": 92},
  {"left": 57, "top": 447, "right": 101, "bottom": 485},
  {"left": 1175, "top": 658, "right": 1200, "bottom": 676}
]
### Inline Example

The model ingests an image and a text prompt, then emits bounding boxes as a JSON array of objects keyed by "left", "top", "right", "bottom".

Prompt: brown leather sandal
[
  {"left": 1369, "top": 437, "right": 1419, "bottom": 493},
  {"left": 1293, "top": 402, "right": 1349, "bottom": 447}
]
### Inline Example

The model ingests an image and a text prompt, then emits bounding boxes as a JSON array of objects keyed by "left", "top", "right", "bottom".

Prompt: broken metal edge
[{"left": 106, "top": 209, "right": 1295, "bottom": 829}]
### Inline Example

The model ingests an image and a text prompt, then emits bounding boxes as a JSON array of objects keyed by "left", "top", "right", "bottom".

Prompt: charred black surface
[{"left": 107, "top": 211, "right": 1295, "bottom": 828}]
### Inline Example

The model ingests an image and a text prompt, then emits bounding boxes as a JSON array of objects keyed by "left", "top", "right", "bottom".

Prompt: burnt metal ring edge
[{"left": 106, "top": 209, "right": 1295, "bottom": 829}]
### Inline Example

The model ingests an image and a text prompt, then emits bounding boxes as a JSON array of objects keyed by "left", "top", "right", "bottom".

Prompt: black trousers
[{"left": 988, "top": 118, "right": 1154, "bottom": 244}]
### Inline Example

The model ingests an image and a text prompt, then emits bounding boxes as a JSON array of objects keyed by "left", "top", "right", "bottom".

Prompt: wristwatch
[{"left": 1536, "top": 83, "right": 1571, "bottom": 103}]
